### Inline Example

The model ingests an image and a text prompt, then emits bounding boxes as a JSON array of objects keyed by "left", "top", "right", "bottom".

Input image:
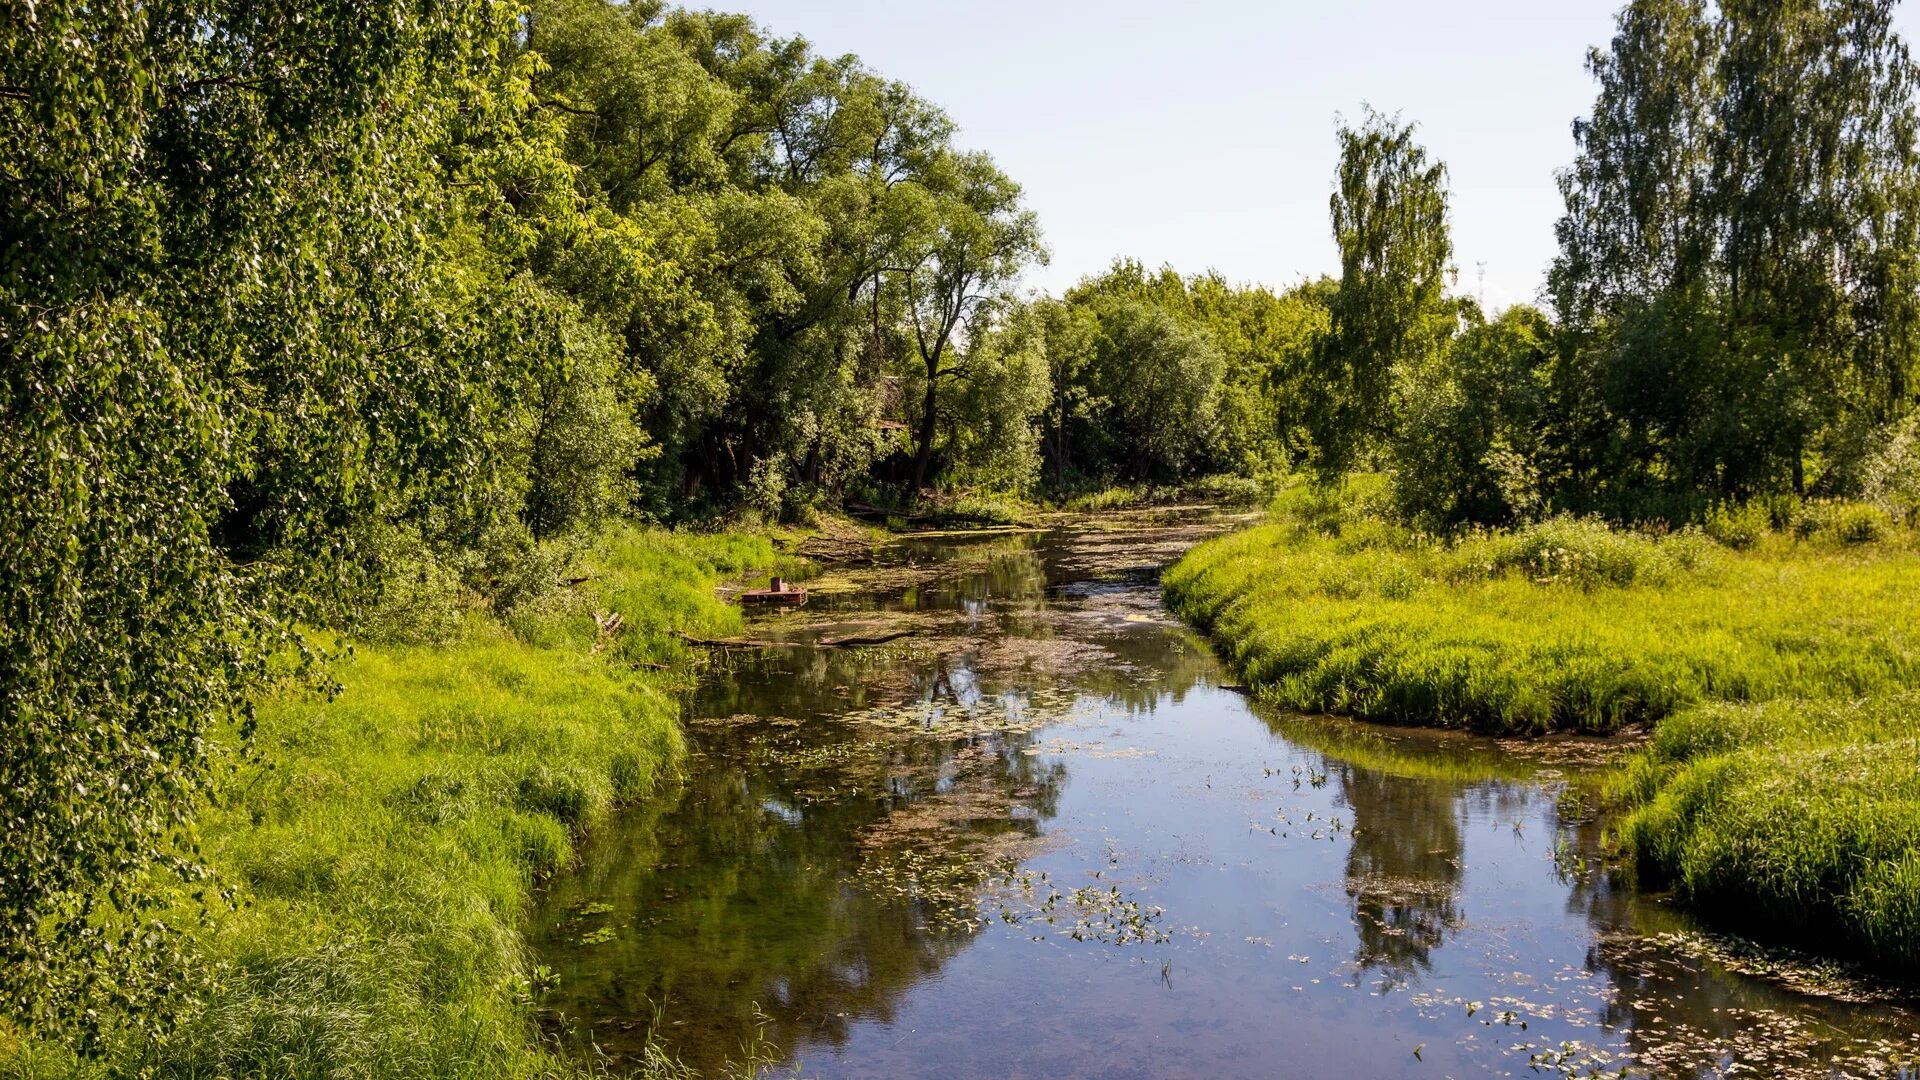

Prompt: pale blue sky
[{"left": 729, "top": 0, "right": 1920, "bottom": 310}]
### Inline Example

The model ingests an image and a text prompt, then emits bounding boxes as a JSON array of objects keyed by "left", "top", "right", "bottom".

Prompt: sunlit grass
[
  {"left": 1165, "top": 490, "right": 1920, "bottom": 735},
  {"left": 1618, "top": 695, "right": 1920, "bottom": 972},
  {"left": 10, "top": 529, "right": 778, "bottom": 1078}
]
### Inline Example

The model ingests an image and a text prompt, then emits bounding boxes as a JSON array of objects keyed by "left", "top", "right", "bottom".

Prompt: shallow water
[{"left": 532, "top": 510, "right": 1920, "bottom": 1078}]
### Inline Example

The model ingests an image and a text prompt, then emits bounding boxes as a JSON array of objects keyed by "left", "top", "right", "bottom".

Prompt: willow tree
[
  {"left": 1308, "top": 109, "right": 1456, "bottom": 479},
  {"left": 894, "top": 150, "right": 1045, "bottom": 492}
]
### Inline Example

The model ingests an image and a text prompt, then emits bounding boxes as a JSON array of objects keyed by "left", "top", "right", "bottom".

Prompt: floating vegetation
[
  {"left": 1512, "top": 1039, "right": 1624, "bottom": 1078},
  {"left": 1020, "top": 738, "right": 1155, "bottom": 759},
  {"left": 745, "top": 736, "right": 889, "bottom": 772},
  {"left": 985, "top": 870, "right": 1171, "bottom": 945},
  {"left": 1630, "top": 930, "right": 1912, "bottom": 1005},
  {"left": 838, "top": 686, "right": 1089, "bottom": 739}
]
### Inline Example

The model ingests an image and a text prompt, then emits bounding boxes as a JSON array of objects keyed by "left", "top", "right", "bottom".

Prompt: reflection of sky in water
[{"left": 530, "top": 513, "right": 1920, "bottom": 1080}]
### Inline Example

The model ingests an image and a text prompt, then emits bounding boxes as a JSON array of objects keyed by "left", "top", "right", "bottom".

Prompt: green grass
[
  {"left": 6, "top": 527, "right": 779, "bottom": 1079},
  {"left": 1617, "top": 695, "right": 1920, "bottom": 972},
  {"left": 1165, "top": 482, "right": 1920, "bottom": 735},
  {"left": 1165, "top": 479, "right": 1920, "bottom": 974}
]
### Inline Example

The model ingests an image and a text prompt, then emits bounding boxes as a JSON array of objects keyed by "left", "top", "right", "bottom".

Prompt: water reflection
[
  {"left": 533, "top": 511, "right": 1920, "bottom": 1078},
  {"left": 1338, "top": 767, "right": 1464, "bottom": 988},
  {"left": 534, "top": 654, "right": 1070, "bottom": 1073}
]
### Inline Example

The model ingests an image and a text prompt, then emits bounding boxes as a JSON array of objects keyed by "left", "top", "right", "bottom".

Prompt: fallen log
[
  {"left": 818, "top": 630, "right": 918, "bottom": 648},
  {"left": 674, "top": 629, "right": 919, "bottom": 650}
]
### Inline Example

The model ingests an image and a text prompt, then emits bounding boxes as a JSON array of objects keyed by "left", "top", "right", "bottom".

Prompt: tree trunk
[{"left": 911, "top": 373, "right": 938, "bottom": 492}]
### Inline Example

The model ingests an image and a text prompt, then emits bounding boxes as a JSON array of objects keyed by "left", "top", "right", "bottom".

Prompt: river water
[{"left": 531, "top": 510, "right": 1920, "bottom": 1079}]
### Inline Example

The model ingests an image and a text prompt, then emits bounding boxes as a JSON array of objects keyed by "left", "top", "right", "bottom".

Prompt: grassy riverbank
[
  {"left": 7, "top": 528, "right": 782, "bottom": 1079},
  {"left": 1165, "top": 480, "right": 1920, "bottom": 973}
]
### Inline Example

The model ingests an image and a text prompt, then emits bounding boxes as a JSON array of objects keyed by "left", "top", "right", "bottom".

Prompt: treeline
[
  {"left": 1008, "top": 262, "right": 1330, "bottom": 491},
  {"left": 1307, "top": 0, "right": 1920, "bottom": 528}
]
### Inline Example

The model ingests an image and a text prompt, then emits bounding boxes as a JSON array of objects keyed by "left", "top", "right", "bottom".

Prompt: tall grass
[
  {"left": 1057, "top": 474, "right": 1270, "bottom": 512},
  {"left": 7, "top": 528, "right": 778, "bottom": 1079},
  {"left": 1617, "top": 695, "right": 1920, "bottom": 972},
  {"left": 1166, "top": 483, "right": 1919, "bottom": 735},
  {"left": 1166, "top": 481, "right": 1920, "bottom": 974}
]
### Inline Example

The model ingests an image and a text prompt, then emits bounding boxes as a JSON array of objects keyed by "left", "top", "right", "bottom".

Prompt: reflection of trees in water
[
  {"left": 530, "top": 651, "right": 1069, "bottom": 1074},
  {"left": 1336, "top": 766, "right": 1466, "bottom": 988}
]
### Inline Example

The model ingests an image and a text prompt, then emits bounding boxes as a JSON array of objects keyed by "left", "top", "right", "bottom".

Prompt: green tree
[
  {"left": 1391, "top": 305, "right": 1559, "bottom": 526},
  {"left": 940, "top": 299, "right": 1055, "bottom": 493},
  {"left": 1552, "top": 0, "right": 1920, "bottom": 500},
  {"left": 1309, "top": 109, "right": 1457, "bottom": 479},
  {"left": 894, "top": 151, "right": 1046, "bottom": 491},
  {"left": 1081, "top": 298, "right": 1226, "bottom": 482},
  {"left": 2, "top": 0, "right": 560, "bottom": 1038}
]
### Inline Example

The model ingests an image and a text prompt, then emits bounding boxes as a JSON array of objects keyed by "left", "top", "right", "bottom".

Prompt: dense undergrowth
[
  {"left": 3, "top": 529, "right": 781, "bottom": 1080},
  {"left": 1165, "top": 479, "right": 1920, "bottom": 974}
]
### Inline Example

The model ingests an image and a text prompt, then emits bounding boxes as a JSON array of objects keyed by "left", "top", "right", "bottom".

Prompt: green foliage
[
  {"left": 1460, "top": 515, "right": 1714, "bottom": 589},
  {"left": 1059, "top": 475, "right": 1270, "bottom": 512},
  {"left": 1309, "top": 109, "right": 1456, "bottom": 479},
  {"left": 894, "top": 152, "right": 1047, "bottom": 491},
  {"left": 1702, "top": 500, "right": 1772, "bottom": 549},
  {"left": 1077, "top": 298, "right": 1225, "bottom": 481},
  {"left": 1390, "top": 306, "right": 1557, "bottom": 526},
  {"left": 1861, "top": 414, "right": 1920, "bottom": 524},
  {"left": 1351, "top": 0, "right": 1920, "bottom": 531},
  {"left": 0, "top": 0, "right": 583, "bottom": 1040},
  {"left": 940, "top": 301, "right": 1054, "bottom": 494},
  {"left": 1550, "top": 0, "right": 1920, "bottom": 499},
  {"left": 5, "top": 530, "right": 769, "bottom": 1077},
  {"left": 1038, "top": 261, "right": 1326, "bottom": 489},
  {"left": 526, "top": 0, "right": 1045, "bottom": 511}
]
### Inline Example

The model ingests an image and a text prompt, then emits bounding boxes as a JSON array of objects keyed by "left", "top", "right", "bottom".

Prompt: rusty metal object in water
[{"left": 741, "top": 575, "right": 808, "bottom": 607}]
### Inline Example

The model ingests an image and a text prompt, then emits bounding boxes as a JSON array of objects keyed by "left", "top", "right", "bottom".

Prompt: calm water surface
[{"left": 532, "top": 511, "right": 1920, "bottom": 1078}]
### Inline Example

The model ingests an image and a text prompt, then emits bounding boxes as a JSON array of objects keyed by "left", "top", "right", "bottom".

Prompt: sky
[{"left": 726, "top": 0, "right": 1917, "bottom": 311}]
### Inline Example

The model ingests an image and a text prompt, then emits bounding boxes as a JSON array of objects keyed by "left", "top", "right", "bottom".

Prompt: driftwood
[
  {"left": 592, "top": 610, "right": 625, "bottom": 655},
  {"left": 794, "top": 535, "right": 877, "bottom": 564},
  {"left": 674, "top": 629, "right": 918, "bottom": 650}
]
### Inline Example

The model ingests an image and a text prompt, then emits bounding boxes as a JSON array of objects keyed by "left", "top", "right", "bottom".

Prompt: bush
[
  {"left": 1828, "top": 503, "right": 1891, "bottom": 545},
  {"left": 1703, "top": 501, "right": 1770, "bottom": 550},
  {"left": 1861, "top": 413, "right": 1920, "bottom": 525},
  {"left": 1459, "top": 515, "right": 1705, "bottom": 589}
]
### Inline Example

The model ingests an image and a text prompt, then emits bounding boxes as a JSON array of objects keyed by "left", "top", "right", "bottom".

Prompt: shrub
[
  {"left": 1703, "top": 501, "right": 1771, "bottom": 550},
  {"left": 1457, "top": 516, "right": 1703, "bottom": 589},
  {"left": 1800, "top": 501, "right": 1892, "bottom": 545},
  {"left": 1861, "top": 413, "right": 1920, "bottom": 525}
]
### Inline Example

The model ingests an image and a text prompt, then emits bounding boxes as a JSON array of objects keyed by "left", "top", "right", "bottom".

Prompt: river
[{"left": 531, "top": 509, "right": 1920, "bottom": 1079}]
